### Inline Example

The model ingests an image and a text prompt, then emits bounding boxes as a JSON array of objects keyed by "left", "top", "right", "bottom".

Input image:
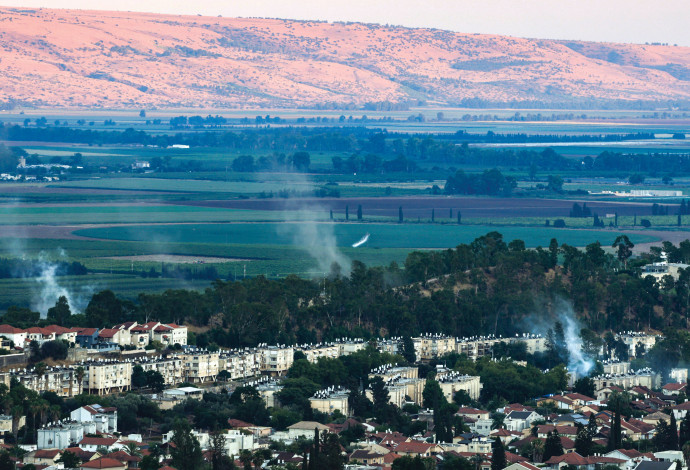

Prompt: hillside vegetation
[{"left": 1, "top": 7, "right": 690, "bottom": 108}]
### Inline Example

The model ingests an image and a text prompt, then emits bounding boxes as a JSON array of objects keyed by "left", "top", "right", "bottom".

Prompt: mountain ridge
[{"left": 1, "top": 6, "right": 690, "bottom": 109}]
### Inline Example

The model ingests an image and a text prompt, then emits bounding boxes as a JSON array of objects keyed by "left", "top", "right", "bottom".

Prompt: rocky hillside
[{"left": 1, "top": 7, "right": 690, "bottom": 108}]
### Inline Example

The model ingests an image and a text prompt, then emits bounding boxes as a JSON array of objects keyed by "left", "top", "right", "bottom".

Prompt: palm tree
[
  {"left": 75, "top": 366, "right": 85, "bottom": 395},
  {"left": 531, "top": 438, "right": 545, "bottom": 463},
  {"left": 239, "top": 450, "right": 252, "bottom": 470},
  {"left": 124, "top": 441, "right": 142, "bottom": 458}
]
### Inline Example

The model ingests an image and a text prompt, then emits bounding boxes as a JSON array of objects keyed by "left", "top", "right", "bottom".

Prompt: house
[
  {"left": 596, "top": 386, "right": 625, "bottom": 402},
  {"left": 504, "top": 410, "right": 541, "bottom": 432},
  {"left": 78, "top": 437, "right": 123, "bottom": 453},
  {"left": 349, "top": 449, "right": 385, "bottom": 465},
  {"left": 0, "top": 325, "right": 27, "bottom": 347},
  {"left": 71, "top": 404, "right": 118, "bottom": 433},
  {"left": 80, "top": 457, "right": 127, "bottom": 469},
  {"left": 661, "top": 383, "right": 686, "bottom": 396},
  {"left": 98, "top": 329, "right": 131, "bottom": 347},
  {"left": 537, "top": 425, "right": 580, "bottom": 439},
  {"left": 504, "top": 463, "right": 542, "bottom": 470},
  {"left": 44, "top": 325, "right": 78, "bottom": 344},
  {"left": 544, "top": 452, "right": 590, "bottom": 470},
  {"left": 605, "top": 448, "right": 654, "bottom": 470},
  {"left": 392, "top": 441, "right": 440, "bottom": 457},
  {"left": 633, "top": 462, "right": 676, "bottom": 470},
  {"left": 670, "top": 402, "right": 690, "bottom": 420},
  {"left": 24, "top": 327, "right": 56, "bottom": 342},
  {"left": 287, "top": 421, "right": 330, "bottom": 440},
  {"left": 75, "top": 328, "right": 100, "bottom": 348},
  {"left": 23, "top": 449, "right": 62, "bottom": 466},
  {"left": 455, "top": 407, "right": 490, "bottom": 421}
]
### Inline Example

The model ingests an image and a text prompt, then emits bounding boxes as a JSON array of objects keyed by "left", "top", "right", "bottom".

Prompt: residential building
[
  {"left": 0, "top": 325, "right": 27, "bottom": 347},
  {"left": 287, "top": 421, "right": 330, "bottom": 440},
  {"left": 14, "top": 366, "right": 82, "bottom": 397},
  {"left": 71, "top": 404, "right": 117, "bottom": 433},
  {"left": 260, "top": 345, "right": 294, "bottom": 376},
  {"left": 309, "top": 387, "right": 350, "bottom": 416},
  {"left": 504, "top": 410, "right": 542, "bottom": 432},
  {"left": 84, "top": 361, "right": 132, "bottom": 395},
  {"left": 181, "top": 351, "right": 219, "bottom": 383},
  {"left": 413, "top": 334, "right": 456, "bottom": 361},
  {"left": 436, "top": 371, "right": 482, "bottom": 401},
  {"left": 38, "top": 423, "right": 88, "bottom": 449}
]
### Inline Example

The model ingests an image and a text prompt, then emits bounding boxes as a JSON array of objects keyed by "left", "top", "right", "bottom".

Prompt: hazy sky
[{"left": 5, "top": 0, "right": 690, "bottom": 46}]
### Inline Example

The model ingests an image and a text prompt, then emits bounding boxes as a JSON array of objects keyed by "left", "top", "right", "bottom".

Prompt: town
[{"left": 0, "top": 323, "right": 684, "bottom": 470}]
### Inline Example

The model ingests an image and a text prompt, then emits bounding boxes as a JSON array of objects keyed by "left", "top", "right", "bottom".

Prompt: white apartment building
[
  {"left": 413, "top": 334, "right": 457, "bottom": 361},
  {"left": 181, "top": 351, "right": 219, "bottom": 383},
  {"left": 436, "top": 371, "right": 482, "bottom": 401},
  {"left": 84, "top": 360, "right": 133, "bottom": 395},
  {"left": 13, "top": 367, "right": 81, "bottom": 397},
  {"left": 260, "top": 345, "right": 294, "bottom": 376},
  {"left": 309, "top": 387, "right": 350, "bottom": 416}
]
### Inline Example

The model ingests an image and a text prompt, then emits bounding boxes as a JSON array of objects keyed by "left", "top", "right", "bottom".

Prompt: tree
[
  {"left": 679, "top": 412, "right": 690, "bottom": 447},
  {"left": 145, "top": 370, "right": 165, "bottom": 392},
  {"left": 292, "top": 152, "right": 311, "bottom": 171},
  {"left": 0, "top": 452, "right": 14, "bottom": 470},
  {"left": 47, "top": 296, "right": 71, "bottom": 325},
  {"left": 170, "top": 420, "right": 204, "bottom": 470},
  {"left": 573, "top": 377, "right": 595, "bottom": 398},
  {"left": 575, "top": 423, "right": 593, "bottom": 457},
  {"left": 491, "top": 436, "right": 507, "bottom": 470},
  {"left": 140, "top": 455, "right": 160, "bottom": 470},
  {"left": 629, "top": 174, "right": 645, "bottom": 185},
  {"left": 612, "top": 235, "right": 634, "bottom": 269},
  {"left": 547, "top": 175, "right": 564, "bottom": 192},
  {"left": 132, "top": 365, "right": 147, "bottom": 389},
  {"left": 321, "top": 432, "right": 344, "bottom": 470},
  {"left": 670, "top": 413, "right": 680, "bottom": 450},
  {"left": 57, "top": 450, "right": 81, "bottom": 469},
  {"left": 401, "top": 336, "right": 416, "bottom": 364},
  {"left": 399, "top": 206, "right": 403, "bottom": 223},
  {"left": 543, "top": 430, "right": 564, "bottom": 461},
  {"left": 232, "top": 155, "right": 255, "bottom": 172},
  {"left": 357, "top": 205, "right": 362, "bottom": 221}
]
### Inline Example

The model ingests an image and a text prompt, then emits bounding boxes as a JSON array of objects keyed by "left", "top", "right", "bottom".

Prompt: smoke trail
[{"left": 352, "top": 233, "right": 370, "bottom": 248}]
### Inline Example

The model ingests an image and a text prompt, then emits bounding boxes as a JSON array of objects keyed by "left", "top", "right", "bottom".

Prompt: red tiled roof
[
  {"left": 393, "top": 441, "right": 434, "bottom": 455},
  {"left": 98, "top": 329, "right": 119, "bottom": 339},
  {"left": 33, "top": 449, "right": 60, "bottom": 458},
  {"left": 43, "top": 325, "right": 74, "bottom": 334},
  {"left": 0, "top": 325, "right": 24, "bottom": 334},
  {"left": 456, "top": 407, "right": 489, "bottom": 415},
  {"left": 79, "top": 437, "right": 118, "bottom": 446},
  {"left": 77, "top": 328, "right": 98, "bottom": 336},
  {"left": 663, "top": 383, "right": 686, "bottom": 391},
  {"left": 565, "top": 393, "right": 595, "bottom": 402},
  {"left": 104, "top": 451, "right": 141, "bottom": 463},
  {"left": 80, "top": 457, "right": 125, "bottom": 469},
  {"left": 544, "top": 452, "right": 589, "bottom": 466},
  {"left": 537, "top": 425, "right": 578, "bottom": 435},
  {"left": 505, "top": 451, "right": 528, "bottom": 463},
  {"left": 512, "top": 463, "right": 541, "bottom": 470}
]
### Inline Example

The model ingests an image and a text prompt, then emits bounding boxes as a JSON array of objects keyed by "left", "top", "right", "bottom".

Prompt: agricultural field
[{"left": 1, "top": 110, "right": 690, "bottom": 313}]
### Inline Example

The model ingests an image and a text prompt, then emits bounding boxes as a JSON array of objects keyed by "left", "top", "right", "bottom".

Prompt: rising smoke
[
  {"left": 524, "top": 296, "right": 595, "bottom": 376},
  {"left": 275, "top": 172, "right": 351, "bottom": 276},
  {"left": 31, "top": 250, "right": 92, "bottom": 318}
]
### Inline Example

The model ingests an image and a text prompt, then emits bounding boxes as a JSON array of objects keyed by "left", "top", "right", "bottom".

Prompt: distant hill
[{"left": 1, "top": 7, "right": 690, "bottom": 109}]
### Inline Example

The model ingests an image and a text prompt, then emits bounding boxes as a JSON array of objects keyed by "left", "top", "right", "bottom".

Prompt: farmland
[{"left": 1, "top": 109, "right": 690, "bottom": 313}]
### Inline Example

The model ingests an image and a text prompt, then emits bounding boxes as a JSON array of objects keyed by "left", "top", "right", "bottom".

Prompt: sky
[{"left": 4, "top": 0, "right": 690, "bottom": 46}]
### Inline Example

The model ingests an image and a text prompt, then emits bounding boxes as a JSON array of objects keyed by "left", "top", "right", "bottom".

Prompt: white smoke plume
[
  {"left": 274, "top": 172, "right": 351, "bottom": 277},
  {"left": 523, "top": 297, "right": 595, "bottom": 376},
  {"left": 278, "top": 207, "right": 351, "bottom": 276},
  {"left": 31, "top": 251, "right": 92, "bottom": 318}
]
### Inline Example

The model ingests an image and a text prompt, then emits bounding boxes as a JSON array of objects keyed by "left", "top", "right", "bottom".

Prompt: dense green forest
[
  {"left": 2, "top": 123, "right": 689, "bottom": 178},
  {"left": 7, "top": 232, "right": 690, "bottom": 350}
]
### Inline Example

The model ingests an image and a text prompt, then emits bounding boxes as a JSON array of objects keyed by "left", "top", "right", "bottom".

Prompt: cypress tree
[
  {"left": 492, "top": 436, "right": 507, "bottom": 470},
  {"left": 345, "top": 206, "right": 349, "bottom": 220},
  {"left": 449, "top": 208, "right": 453, "bottom": 218},
  {"left": 329, "top": 209, "right": 333, "bottom": 220},
  {"left": 457, "top": 211, "right": 462, "bottom": 224},
  {"left": 670, "top": 413, "right": 679, "bottom": 450},
  {"left": 399, "top": 206, "right": 403, "bottom": 223},
  {"left": 357, "top": 205, "right": 362, "bottom": 220},
  {"left": 432, "top": 209, "right": 435, "bottom": 222},
  {"left": 679, "top": 412, "right": 690, "bottom": 447},
  {"left": 615, "top": 212, "right": 618, "bottom": 226}
]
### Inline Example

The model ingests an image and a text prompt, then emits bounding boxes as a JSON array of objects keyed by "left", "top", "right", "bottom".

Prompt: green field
[{"left": 74, "top": 222, "right": 658, "bottom": 249}]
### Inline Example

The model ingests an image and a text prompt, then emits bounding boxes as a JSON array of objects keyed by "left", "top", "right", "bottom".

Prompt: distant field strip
[
  {"left": 50, "top": 178, "right": 316, "bottom": 193},
  {"left": 74, "top": 222, "right": 659, "bottom": 249}
]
